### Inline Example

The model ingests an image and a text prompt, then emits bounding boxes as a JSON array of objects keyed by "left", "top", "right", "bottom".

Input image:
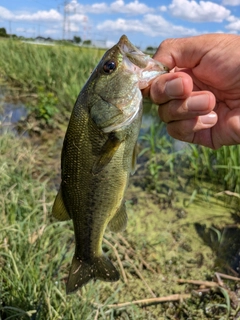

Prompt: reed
[
  {"left": 140, "top": 120, "right": 240, "bottom": 200},
  {"left": 188, "top": 144, "right": 240, "bottom": 195}
]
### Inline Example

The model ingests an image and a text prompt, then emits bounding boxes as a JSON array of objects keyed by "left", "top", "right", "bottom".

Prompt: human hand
[{"left": 144, "top": 34, "right": 240, "bottom": 149}]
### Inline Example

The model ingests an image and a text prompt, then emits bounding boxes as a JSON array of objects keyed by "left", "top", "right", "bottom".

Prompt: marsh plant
[
  {"left": 140, "top": 120, "right": 240, "bottom": 207},
  {"left": 188, "top": 143, "right": 240, "bottom": 196},
  {"left": 139, "top": 122, "right": 176, "bottom": 191},
  {"left": 29, "top": 87, "right": 59, "bottom": 125}
]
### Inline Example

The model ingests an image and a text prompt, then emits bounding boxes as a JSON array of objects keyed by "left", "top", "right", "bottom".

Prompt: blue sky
[{"left": 0, "top": 0, "right": 240, "bottom": 49}]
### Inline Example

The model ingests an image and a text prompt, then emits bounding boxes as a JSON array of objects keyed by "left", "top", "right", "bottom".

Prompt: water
[{"left": 0, "top": 86, "right": 28, "bottom": 133}]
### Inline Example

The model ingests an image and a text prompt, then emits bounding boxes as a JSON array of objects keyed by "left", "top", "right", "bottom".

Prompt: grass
[{"left": 0, "top": 124, "right": 239, "bottom": 319}]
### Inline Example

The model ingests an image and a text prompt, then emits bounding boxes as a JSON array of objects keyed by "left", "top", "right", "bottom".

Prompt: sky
[{"left": 0, "top": 0, "right": 240, "bottom": 49}]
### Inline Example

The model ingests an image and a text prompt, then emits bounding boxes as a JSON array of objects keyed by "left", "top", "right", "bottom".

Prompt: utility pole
[
  {"left": 62, "top": 0, "right": 66, "bottom": 40},
  {"left": 62, "top": 0, "right": 71, "bottom": 40},
  {"left": 9, "top": 21, "right": 12, "bottom": 37}
]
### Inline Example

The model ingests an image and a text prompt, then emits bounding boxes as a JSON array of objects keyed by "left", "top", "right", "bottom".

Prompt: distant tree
[
  {"left": 73, "top": 36, "right": 81, "bottom": 44},
  {"left": 83, "top": 39, "right": 91, "bottom": 46},
  {"left": 0, "top": 27, "right": 8, "bottom": 37},
  {"left": 146, "top": 46, "right": 154, "bottom": 51}
]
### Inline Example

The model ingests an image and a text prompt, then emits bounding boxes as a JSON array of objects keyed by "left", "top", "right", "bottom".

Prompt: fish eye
[{"left": 103, "top": 60, "right": 116, "bottom": 74}]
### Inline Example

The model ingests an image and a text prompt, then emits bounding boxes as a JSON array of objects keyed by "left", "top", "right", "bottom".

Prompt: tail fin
[{"left": 66, "top": 254, "right": 120, "bottom": 294}]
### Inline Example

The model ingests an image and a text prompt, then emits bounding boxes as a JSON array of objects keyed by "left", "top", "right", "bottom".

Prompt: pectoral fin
[
  {"left": 52, "top": 188, "right": 71, "bottom": 221},
  {"left": 92, "top": 133, "right": 122, "bottom": 175},
  {"left": 108, "top": 202, "right": 128, "bottom": 233}
]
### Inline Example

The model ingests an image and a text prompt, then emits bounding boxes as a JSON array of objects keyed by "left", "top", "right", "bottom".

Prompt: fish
[{"left": 52, "top": 35, "right": 168, "bottom": 294}]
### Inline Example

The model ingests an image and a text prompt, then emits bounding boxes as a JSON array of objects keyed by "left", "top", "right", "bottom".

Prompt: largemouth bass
[{"left": 52, "top": 35, "right": 168, "bottom": 294}]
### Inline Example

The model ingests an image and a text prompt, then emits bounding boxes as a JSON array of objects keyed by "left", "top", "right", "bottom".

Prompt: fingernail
[
  {"left": 165, "top": 78, "right": 184, "bottom": 97},
  {"left": 187, "top": 94, "right": 209, "bottom": 111},
  {"left": 199, "top": 112, "right": 217, "bottom": 125}
]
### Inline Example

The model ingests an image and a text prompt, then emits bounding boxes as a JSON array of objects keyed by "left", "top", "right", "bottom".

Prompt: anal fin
[
  {"left": 108, "top": 202, "right": 128, "bottom": 233},
  {"left": 52, "top": 188, "right": 71, "bottom": 221}
]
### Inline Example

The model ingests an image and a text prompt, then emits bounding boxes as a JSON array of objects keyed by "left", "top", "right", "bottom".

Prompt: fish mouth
[{"left": 117, "top": 35, "right": 169, "bottom": 90}]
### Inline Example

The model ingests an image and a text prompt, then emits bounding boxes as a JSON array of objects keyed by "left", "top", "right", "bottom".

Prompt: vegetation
[
  {"left": 139, "top": 120, "right": 240, "bottom": 203},
  {"left": 0, "top": 38, "right": 239, "bottom": 319},
  {"left": 0, "top": 127, "right": 239, "bottom": 319},
  {"left": 73, "top": 36, "right": 81, "bottom": 44},
  {"left": 0, "top": 39, "right": 104, "bottom": 116},
  {"left": 0, "top": 28, "right": 8, "bottom": 38}
]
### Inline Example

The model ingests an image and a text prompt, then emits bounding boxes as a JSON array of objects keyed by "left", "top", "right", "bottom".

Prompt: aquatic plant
[{"left": 28, "top": 86, "right": 59, "bottom": 125}]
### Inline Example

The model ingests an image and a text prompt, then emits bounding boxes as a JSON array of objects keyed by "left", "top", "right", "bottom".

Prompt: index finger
[
  {"left": 143, "top": 71, "right": 193, "bottom": 105},
  {"left": 153, "top": 34, "right": 227, "bottom": 70}
]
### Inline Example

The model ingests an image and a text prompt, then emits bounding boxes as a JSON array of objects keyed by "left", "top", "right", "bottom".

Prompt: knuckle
[{"left": 157, "top": 38, "right": 175, "bottom": 50}]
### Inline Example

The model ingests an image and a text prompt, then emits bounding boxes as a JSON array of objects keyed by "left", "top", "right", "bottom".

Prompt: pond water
[{"left": 0, "top": 86, "right": 28, "bottom": 133}]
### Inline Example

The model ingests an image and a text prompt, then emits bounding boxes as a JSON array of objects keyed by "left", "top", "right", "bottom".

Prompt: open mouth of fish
[{"left": 102, "top": 35, "right": 169, "bottom": 133}]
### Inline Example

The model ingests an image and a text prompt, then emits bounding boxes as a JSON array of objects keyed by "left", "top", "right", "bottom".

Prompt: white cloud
[
  {"left": 226, "top": 17, "right": 240, "bottom": 30},
  {"left": 0, "top": 6, "right": 13, "bottom": 20},
  {"left": 97, "top": 14, "right": 199, "bottom": 38},
  {"left": 69, "top": 13, "right": 87, "bottom": 23},
  {"left": 169, "top": 0, "right": 231, "bottom": 22},
  {"left": 16, "top": 9, "right": 62, "bottom": 22},
  {"left": 222, "top": 0, "right": 240, "bottom": 5},
  {"left": 0, "top": 7, "right": 62, "bottom": 22},
  {"left": 159, "top": 6, "right": 168, "bottom": 12},
  {"left": 67, "top": 2, "right": 108, "bottom": 14},
  {"left": 97, "top": 18, "right": 147, "bottom": 33},
  {"left": 110, "top": 0, "right": 153, "bottom": 14},
  {"left": 66, "top": 0, "right": 153, "bottom": 15},
  {"left": 144, "top": 14, "right": 198, "bottom": 36},
  {"left": 227, "top": 15, "right": 238, "bottom": 22},
  {"left": 225, "top": 14, "right": 240, "bottom": 31},
  {"left": 68, "top": 22, "right": 80, "bottom": 32}
]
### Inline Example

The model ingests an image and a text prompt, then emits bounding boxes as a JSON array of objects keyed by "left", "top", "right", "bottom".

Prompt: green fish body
[{"left": 52, "top": 35, "right": 168, "bottom": 294}]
